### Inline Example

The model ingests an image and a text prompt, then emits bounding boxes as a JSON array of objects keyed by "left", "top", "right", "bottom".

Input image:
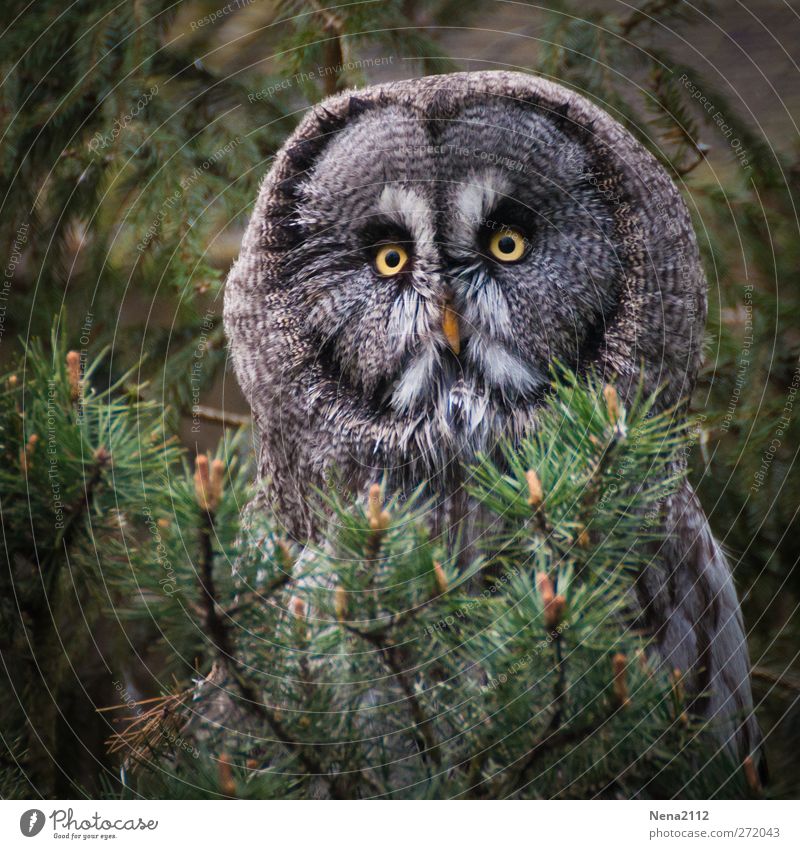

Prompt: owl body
[{"left": 225, "top": 72, "right": 761, "bottom": 768}]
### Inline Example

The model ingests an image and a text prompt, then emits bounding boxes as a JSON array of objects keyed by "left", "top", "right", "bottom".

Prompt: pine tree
[{"left": 0, "top": 339, "right": 755, "bottom": 798}]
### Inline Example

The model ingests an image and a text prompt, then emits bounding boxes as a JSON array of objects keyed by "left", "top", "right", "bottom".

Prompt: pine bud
[
  {"left": 210, "top": 458, "right": 225, "bottom": 505},
  {"left": 194, "top": 454, "right": 224, "bottom": 512},
  {"left": 7, "top": 374, "right": 18, "bottom": 388},
  {"left": 291, "top": 596, "right": 307, "bottom": 619},
  {"left": 367, "top": 483, "right": 389, "bottom": 530},
  {"left": 20, "top": 433, "right": 38, "bottom": 475},
  {"left": 536, "top": 572, "right": 567, "bottom": 628},
  {"left": 217, "top": 753, "right": 236, "bottom": 797},
  {"left": 432, "top": 560, "right": 448, "bottom": 595},
  {"left": 194, "top": 454, "right": 211, "bottom": 510},
  {"left": 672, "top": 667, "right": 684, "bottom": 700},
  {"left": 603, "top": 384, "right": 619, "bottom": 424},
  {"left": 612, "top": 652, "right": 630, "bottom": 707},
  {"left": 742, "top": 755, "right": 761, "bottom": 794},
  {"left": 291, "top": 595, "right": 309, "bottom": 642},
  {"left": 525, "top": 469, "right": 543, "bottom": 508},
  {"left": 576, "top": 526, "right": 590, "bottom": 548},
  {"left": 537, "top": 572, "right": 565, "bottom": 628},
  {"left": 66, "top": 350, "right": 82, "bottom": 401},
  {"left": 157, "top": 518, "right": 170, "bottom": 529},
  {"left": 546, "top": 594, "right": 566, "bottom": 629},
  {"left": 536, "top": 572, "right": 554, "bottom": 607},
  {"left": 334, "top": 585, "right": 348, "bottom": 623},
  {"left": 603, "top": 384, "right": 628, "bottom": 438}
]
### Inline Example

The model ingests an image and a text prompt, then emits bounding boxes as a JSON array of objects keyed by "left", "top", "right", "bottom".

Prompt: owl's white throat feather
[{"left": 387, "top": 260, "right": 546, "bottom": 444}]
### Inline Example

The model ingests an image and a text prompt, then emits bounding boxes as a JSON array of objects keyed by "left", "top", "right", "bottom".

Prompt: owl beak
[{"left": 442, "top": 301, "right": 461, "bottom": 355}]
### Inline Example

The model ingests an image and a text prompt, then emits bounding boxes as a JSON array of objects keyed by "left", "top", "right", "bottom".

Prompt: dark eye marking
[
  {"left": 358, "top": 214, "right": 415, "bottom": 275},
  {"left": 482, "top": 198, "right": 538, "bottom": 234},
  {"left": 471, "top": 198, "right": 538, "bottom": 262},
  {"left": 359, "top": 214, "right": 414, "bottom": 249}
]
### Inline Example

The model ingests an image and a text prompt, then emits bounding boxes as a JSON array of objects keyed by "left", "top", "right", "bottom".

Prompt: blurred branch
[
  {"left": 752, "top": 666, "right": 800, "bottom": 694},
  {"left": 194, "top": 406, "right": 250, "bottom": 428}
]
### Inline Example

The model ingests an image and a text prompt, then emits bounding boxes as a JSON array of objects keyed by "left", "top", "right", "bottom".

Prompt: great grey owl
[{"left": 224, "top": 71, "right": 762, "bottom": 769}]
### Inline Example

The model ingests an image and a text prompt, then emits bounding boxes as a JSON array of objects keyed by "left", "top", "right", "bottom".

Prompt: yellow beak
[{"left": 442, "top": 302, "right": 460, "bottom": 355}]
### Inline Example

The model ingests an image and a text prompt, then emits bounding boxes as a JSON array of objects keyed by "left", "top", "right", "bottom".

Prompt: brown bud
[
  {"left": 217, "top": 753, "right": 236, "bottom": 797},
  {"left": 194, "top": 454, "right": 211, "bottom": 511},
  {"left": 66, "top": 350, "right": 82, "bottom": 401},
  {"left": 210, "top": 458, "right": 225, "bottom": 507},
  {"left": 576, "top": 526, "right": 590, "bottom": 548},
  {"left": 291, "top": 595, "right": 309, "bottom": 642},
  {"left": 334, "top": 585, "right": 348, "bottom": 623},
  {"left": 246, "top": 758, "right": 259, "bottom": 770},
  {"left": 194, "top": 454, "right": 223, "bottom": 512},
  {"left": 7, "top": 374, "right": 18, "bottom": 388},
  {"left": 537, "top": 572, "right": 565, "bottom": 628},
  {"left": 545, "top": 594, "right": 566, "bottom": 629},
  {"left": 368, "top": 482, "right": 381, "bottom": 521},
  {"left": 526, "top": 469, "right": 543, "bottom": 508},
  {"left": 536, "top": 571, "right": 554, "bottom": 606},
  {"left": 20, "top": 433, "right": 38, "bottom": 475},
  {"left": 742, "top": 755, "right": 761, "bottom": 794},
  {"left": 367, "top": 483, "right": 389, "bottom": 530},
  {"left": 612, "top": 652, "right": 630, "bottom": 707},
  {"left": 433, "top": 561, "right": 448, "bottom": 595},
  {"left": 672, "top": 667, "right": 684, "bottom": 701},
  {"left": 157, "top": 518, "right": 170, "bottom": 529},
  {"left": 603, "top": 384, "right": 619, "bottom": 424},
  {"left": 290, "top": 596, "right": 307, "bottom": 619}
]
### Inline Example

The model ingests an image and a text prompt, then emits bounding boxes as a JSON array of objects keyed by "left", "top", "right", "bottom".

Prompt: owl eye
[
  {"left": 374, "top": 244, "right": 409, "bottom": 276},
  {"left": 488, "top": 228, "right": 527, "bottom": 262}
]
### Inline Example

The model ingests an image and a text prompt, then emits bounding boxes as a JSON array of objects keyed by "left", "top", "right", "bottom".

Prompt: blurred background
[{"left": 1, "top": 0, "right": 798, "bottom": 796}]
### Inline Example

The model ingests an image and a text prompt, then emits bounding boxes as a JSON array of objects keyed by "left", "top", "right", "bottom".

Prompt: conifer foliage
[{"left": 1, "top": 342, "right": 749, "bottom": 798}]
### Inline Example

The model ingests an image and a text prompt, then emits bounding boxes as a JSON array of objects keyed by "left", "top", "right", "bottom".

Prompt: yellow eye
[
  {"left": 374, "top": 244, "right": 409, "bottom": 276},
  {"left": 488, "top": 228, "right": 527, "bottom": 262}
]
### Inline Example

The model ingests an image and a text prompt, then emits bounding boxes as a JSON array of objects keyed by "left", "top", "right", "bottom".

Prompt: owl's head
[{"left": 225, "top": 72, "right": 707, "bottom": 537}]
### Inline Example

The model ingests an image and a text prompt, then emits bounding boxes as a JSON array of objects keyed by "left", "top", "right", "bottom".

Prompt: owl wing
[{"left": 639, "top": 481, "right": 763, "bottom": 772}]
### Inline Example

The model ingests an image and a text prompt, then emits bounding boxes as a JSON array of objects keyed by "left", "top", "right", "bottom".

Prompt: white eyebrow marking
[
  {"left": 447, "top": 170, "right": 513, "bottom": 257},
  {"left": 378, "top": 186, "right": 435, "bottom": 248}
]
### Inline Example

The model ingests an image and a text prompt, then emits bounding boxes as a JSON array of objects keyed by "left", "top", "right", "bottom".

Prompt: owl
[{"left": 224, "top": 71, "right": 762, "bottom": 771}]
